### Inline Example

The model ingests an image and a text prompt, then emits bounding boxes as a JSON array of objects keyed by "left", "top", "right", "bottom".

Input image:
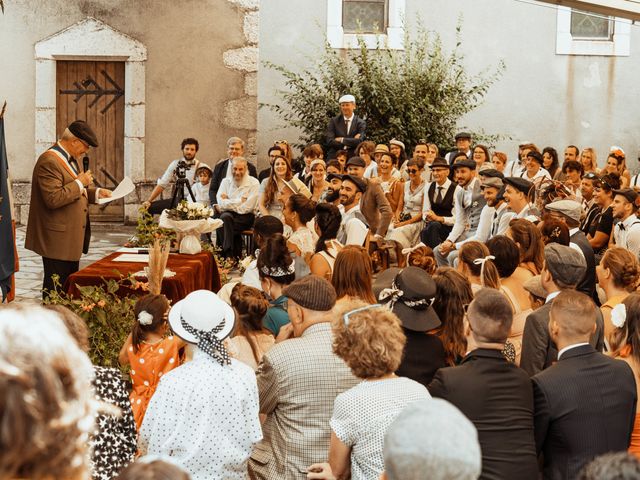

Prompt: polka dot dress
[
  {"left": 127, "top": 335, "right": 182, "bottom": 430},
  {"left": 330, "top": 377, "right": 431, "bottom": 480},
  {"left": 138, "top": 349, "right": 262, "bottom": 480}
]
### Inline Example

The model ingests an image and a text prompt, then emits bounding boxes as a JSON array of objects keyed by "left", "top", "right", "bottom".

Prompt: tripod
[{"left": 170, "top": 176, "right": 196, "bottom": 208}]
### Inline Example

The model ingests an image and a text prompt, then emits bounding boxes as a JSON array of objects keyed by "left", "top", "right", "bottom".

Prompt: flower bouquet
[{"left": 159, "top": 201, "right": 223, "bottom": 254}]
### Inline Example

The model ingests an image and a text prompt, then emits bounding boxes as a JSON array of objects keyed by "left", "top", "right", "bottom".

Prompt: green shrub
[{"left": 262, "top": 23, "right": 506, "bottom": 153}]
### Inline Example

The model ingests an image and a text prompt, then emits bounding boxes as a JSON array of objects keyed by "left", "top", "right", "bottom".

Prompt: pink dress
[{"left": 127, "top": 335, "right": 182, "bottom": 429}]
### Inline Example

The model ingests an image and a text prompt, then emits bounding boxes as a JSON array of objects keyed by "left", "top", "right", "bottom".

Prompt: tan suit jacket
[
  {"left": 25, "top": 147, "right": 95, "bottom": 261},
  {"left": 248, "top": 322, "right": 358, "bottom": 479},
  {"left": 360, "top": 179, "right": 392, "bottom": 237}
]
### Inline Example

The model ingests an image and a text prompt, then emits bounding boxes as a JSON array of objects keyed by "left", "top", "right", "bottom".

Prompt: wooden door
[{"left": 56, "top": 60, "right": 125, "bottom": 222}]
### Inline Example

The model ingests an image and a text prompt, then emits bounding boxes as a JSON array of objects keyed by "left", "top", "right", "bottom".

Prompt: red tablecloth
[{"left": 64, "top": 251, "right": 221, "bottom": 304}]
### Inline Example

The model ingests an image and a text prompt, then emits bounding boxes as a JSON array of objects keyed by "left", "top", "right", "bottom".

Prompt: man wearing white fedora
[{"left": 139, "top": 290, "right": 262, "bottom": 480}]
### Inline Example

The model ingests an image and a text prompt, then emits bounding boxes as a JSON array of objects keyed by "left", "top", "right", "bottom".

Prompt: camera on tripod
[{"left": 170, "top": 159, "right": 196, "bottom": 207}]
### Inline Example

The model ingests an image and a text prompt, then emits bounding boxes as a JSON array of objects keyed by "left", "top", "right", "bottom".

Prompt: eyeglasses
[
  {"left": 407, "top": 169, "right": 419, "bottom": 174},
  {"left": 342, "top": 304, "right": 383, "bottom": 326}
]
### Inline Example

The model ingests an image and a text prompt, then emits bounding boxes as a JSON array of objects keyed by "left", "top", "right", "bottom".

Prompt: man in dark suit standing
[
  {"left": 520, "top": 243, "right": 605, "bottom": 376},
  {"left": 532, "top": 290, "right": 637, "bottom": 480},
  {"left": 208, "top": 136, "right": 257, "bottom": 205},
  {"left": 25, "top": 120, "right": 112, "bottom": 297},
  {"left": 326, "top": 94, "right": 366, "bottom": 159},
  {"left": 429, "top": 288, "right": 538, "bottom": 480}
]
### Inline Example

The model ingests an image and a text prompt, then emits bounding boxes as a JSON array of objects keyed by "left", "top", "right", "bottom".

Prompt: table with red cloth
[{"left": 64, "top": 251, "right": 221, "bottom": 304}]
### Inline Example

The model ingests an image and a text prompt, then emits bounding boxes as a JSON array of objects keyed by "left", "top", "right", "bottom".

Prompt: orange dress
[
  {"left": 127, "top": 335, "right": 182, "bottom": 429},
  {"left": 618, "top": 344, "right": 640, "bottom": 457}
]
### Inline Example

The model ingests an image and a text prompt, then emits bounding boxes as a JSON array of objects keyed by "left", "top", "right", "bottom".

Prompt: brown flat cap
[
  {"left": 283, "top": 275, "right": 337, "bottom": 311},
  {"left": 68, "top": 120, "right": 99, "bottom": 147}
]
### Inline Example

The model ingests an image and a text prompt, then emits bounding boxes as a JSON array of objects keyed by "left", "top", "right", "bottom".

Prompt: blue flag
[{"left": 0, "top": 115, "right": 16, "bottom": 301}]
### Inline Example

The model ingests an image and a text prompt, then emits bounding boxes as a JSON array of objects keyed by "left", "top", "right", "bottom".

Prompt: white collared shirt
[
  {"left": 568, "top": 227, "right": 586, "bottom": 258},
  {"left": 338, "top": 203, "right": 368, "bottom": 246},
  {"left": 557, "top": 342, "right": 590, "bottom": 360},
  {"left": 55, "top": 142, "right": 101, "bottom": 201},
  {"left": 447, "top": 177, "right": 480, "bottom": 243},
  {"left": 545, "top": 290, "right": 561, "bottom": 304},
  {"left": 422, "top": 178, "right": 458, "bottom": 226},
  {"left": 613, "top": 214, "right": 640, "bottom": 257},
  {"left": 343, "top": 115, "right": 354, "bottom": 134},
  {"left": 157, "top": 157, "right": 199, "bottom": 189},
  {"left": 217, "top": 173, "right": 260, "bottom": 214}
]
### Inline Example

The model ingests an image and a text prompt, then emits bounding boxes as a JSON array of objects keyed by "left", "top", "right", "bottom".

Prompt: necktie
[
  {"left": 435, "top": 186, "right": 443, "bottom": 204},
  {"left": 491, "top": 211, "right": 499, "bottom": 236},
  {"left": 344, "top": 118, "right": 350, "bottom": 134}
]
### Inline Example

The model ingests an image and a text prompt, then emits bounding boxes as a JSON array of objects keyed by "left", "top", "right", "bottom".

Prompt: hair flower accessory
[
  {"left": 611, "top": 303, "right": 627, "bottom": 329},
  {"left": 138, "top": 310, "right": 154, "bottom": 325}
]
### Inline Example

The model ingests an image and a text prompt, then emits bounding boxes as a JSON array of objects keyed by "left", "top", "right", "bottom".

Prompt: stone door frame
[{"left": 34, "top": 17, "right": 147, "bottom": 220}]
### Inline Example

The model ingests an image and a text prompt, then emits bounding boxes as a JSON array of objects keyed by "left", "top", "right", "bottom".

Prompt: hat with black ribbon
[
  {"left": 373, "top": 267, "right": 441, "bottom": 332},
  {"left": 168, "top": 290, "right": 235, "bottom": 365}
]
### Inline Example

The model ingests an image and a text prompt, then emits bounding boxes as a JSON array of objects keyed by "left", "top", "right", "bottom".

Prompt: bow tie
[{"left": 619, "top": 224, "right": 626, "bottom": 231}]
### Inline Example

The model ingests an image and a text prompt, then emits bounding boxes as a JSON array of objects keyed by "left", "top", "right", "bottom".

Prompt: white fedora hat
[{"left": 168, "top": 290, "right": 235, "bottom": 345}]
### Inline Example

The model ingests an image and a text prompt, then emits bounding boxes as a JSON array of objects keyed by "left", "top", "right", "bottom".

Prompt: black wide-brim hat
[{"left": 373, "top": 267, "right": 441, "bottom": 332}]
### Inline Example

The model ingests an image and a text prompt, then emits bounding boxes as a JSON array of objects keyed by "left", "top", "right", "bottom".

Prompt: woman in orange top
[
  {"left": 608, "top": 293, "right": 640, "bottom": 457},
  {"left": 119, "top": 293, "right": 186, "bottom": 429}
]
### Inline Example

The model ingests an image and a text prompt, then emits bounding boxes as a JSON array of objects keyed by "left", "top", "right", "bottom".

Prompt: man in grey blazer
[
  {"left": 248, "top": 276, "right": 358, "bottom": 479},
  {"left": 520, "top": 244, "right": 604, "bottom": 377}
]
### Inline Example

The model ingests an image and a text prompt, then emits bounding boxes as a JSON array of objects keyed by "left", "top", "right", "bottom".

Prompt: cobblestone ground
[
  {"left": 12, "top": 225, "right": 137, "bottom": 303},
  {"left": 12, "top": 225, "right": 242, "bottom": 303}
]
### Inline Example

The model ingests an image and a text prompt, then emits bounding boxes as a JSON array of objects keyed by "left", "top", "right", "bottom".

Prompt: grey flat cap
[
  {"left": 546, "top": 199, "right": 582, "bottom": 223},
  {"left": 384, "top": 399, "right": 482, "bottom": 480},
  {"left": 544, "top": 243, "right": 586, "bottom": 287}
]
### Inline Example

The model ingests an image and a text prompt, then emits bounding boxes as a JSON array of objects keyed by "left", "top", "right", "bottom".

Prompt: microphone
[{"left": 83, "top": 156, "right": 102, "bottom": 187}]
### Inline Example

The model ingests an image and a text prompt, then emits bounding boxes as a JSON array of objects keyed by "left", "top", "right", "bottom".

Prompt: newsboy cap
[
  {"left": 544, "top": 243, "right": 586, "bottom": 287},
  {"left": 545, "top": 199, "right": 582, "bottom": 223},
  {"left": 346, "top": 156, "right": 366, "bottom": 168},
  {"left": 338, "top": 94, "right": 356, "bottom": 104},
  {"left": 503, "top": 177, "right": 533, "bottom": 195},
  {"left": 481, "top": 177, "right": 503, "bottom": 190},
  {"left": 283, "top": 275, "right": 337, "bottom": 311},
  {"left": 613, "top": 188, "right": 639, "bottom": 205},
  {"left": 452, "top": 158, "right": 476, "bottom": 170},
  {"left": 455, "top": 132, "right": 472, "bottom": 141},
  {"left": 68, "top": 120, "right": 99, "bottom": 147},
  {"left": 341, "top": 174, "right": 367, "bottom": 193}
]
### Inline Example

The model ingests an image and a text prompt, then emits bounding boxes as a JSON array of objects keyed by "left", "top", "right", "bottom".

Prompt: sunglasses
[
  {"left": 583, "top": 172, "right": 599, "bottom": 180},
  {"left": 407, "top": 168, "right": 419, "bottom": 174},
  {"left": 342, "top": 304, "right": 383, "bottom": 326}
]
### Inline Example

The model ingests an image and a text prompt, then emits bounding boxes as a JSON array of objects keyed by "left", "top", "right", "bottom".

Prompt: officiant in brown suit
[{"left": 25, "top": 120, "right": 111, "bottom": 298}]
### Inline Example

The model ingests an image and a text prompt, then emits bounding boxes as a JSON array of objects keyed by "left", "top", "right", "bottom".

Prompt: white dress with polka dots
[
  {"left": 330, "top": 377, "right": 431, "bottom": 480},
  {"left": 139, "top": 348, "right": 262, "bottom": 480}
]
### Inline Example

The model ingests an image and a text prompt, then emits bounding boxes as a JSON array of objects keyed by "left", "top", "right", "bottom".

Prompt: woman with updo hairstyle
[
  {"left": 457, "top": 241, "right": 500, "bottom": 293},
  {"left": 487, "top": 236, "right": 534, "bottom": 364},
  {"left": 332, "top": 245, "right": 376, "bottom": 305},
  {"left": 607, "top": 292, "right": 640, "bottom": 457},
  {"left": 604, "top": 148, "right": 631, "bottom": 188},
  {"left": 283, "top": 193, "right": 318, "bottom": 278},
  {"left": 116, "top": 458, "right": 191, "bottom": 480},
  {"left": 432, "top": 267, "right": 474, "bottom": 365},
  {"left": 539, "top": 217, "right": 570, "bottom": 246},
  {"left": 310, "top": 202, "right": 343, "bottom": 280},
  {"left": 406, "top": 245, "right": 437, "bottom": 275},
  {"left": 507, "top": 218, "right": 545, "bottom": 277},
  {"left": 597, "top": 247, "right": 640, "bottom": 337},
  {"left": 228, "top": 284, "right": 275, "bottom": 370},
  {"left": 328, "top": 301, "right": 430, "bottom": 479},
  {"left": 258, "top": 233, "right": 296, "bottom": 336}
]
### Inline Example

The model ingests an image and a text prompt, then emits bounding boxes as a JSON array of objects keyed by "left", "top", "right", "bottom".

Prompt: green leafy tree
[{"left": 262, "top": 23, "right": 505, "bottom": 154}]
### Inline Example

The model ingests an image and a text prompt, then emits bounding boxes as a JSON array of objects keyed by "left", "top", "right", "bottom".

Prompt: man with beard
[
  {"left": 611, "top": 188, "right": 640, "bottom": 257},
  {"left": 324, "top": 172, "right": 342, "bottom": 205},
  {"left": 502, "top": 177, "right": 539, "bottom": 221},
  {"left": 337, "top": 174, "right": 369, "bottom": 246},
  {"left": 420, "top": 157, "right": 458, "bottom": 249},
  {"left": 215, "top": 157, "right": 260, "bottom": 259},
  {"left": 143, "top": 138, "right": 202, "bottom": 214},
  {"left": 209, "top": 137, "right": 258, "bottom": 205},
  {"left": 434, "top": 158, "right": 487, "bottom": 266}
]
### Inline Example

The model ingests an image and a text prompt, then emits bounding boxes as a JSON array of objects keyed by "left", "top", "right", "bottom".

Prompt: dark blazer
[
  {"left": 429, "top": 348, "right": 539, "bottom": 480},
  {"left": 520, "top": 299, "right": 605, "bottom": 377},
  {"left": 396, "top": 328, "right": 447, "bottom": 388},
  {"left": 570, "top": 230, "right": 599, "bottom": 305},
  {"left": 208, "top": 158, "right": 258, "bottom": 205},
  {"left": 532, "top": 344, "right": 637, "bottom": 480},
  {"left": 325, "top": 114, "right": 366, "bottom": 159}
]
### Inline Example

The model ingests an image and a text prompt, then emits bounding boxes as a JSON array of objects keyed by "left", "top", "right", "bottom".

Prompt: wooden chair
[{"left": 241, "top": 229, "right": 254, "bottom": 257}]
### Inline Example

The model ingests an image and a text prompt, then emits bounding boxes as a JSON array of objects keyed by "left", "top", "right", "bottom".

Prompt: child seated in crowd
[
  {"left": 193, "top": 163, "right": 213, "bottom": 206},
  {"left": 119, "top": 293, "right": 186, "bottom": 429}
]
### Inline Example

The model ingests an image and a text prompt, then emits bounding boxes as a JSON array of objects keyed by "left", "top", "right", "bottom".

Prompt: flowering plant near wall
[{"left": 44, "top": 275, "right": 145, "bottom": 369}]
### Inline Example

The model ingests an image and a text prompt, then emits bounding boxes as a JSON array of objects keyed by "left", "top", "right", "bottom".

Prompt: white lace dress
[
  {"left": 289, "top": 226, "right": 318, "bottom": 278},
  {"left": 388, "top": 182, "right": 425, "bottom": 248}
]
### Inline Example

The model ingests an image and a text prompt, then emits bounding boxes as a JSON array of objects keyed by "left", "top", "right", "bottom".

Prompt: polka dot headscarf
[{"left": 180, "top": 316, "right": 230, "bottom": 366}]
